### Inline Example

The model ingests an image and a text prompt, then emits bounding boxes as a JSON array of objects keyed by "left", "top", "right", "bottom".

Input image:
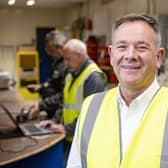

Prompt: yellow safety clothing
[
  {"left": 78, "top": 87, "right": 168, "bottom": 168},
  {"left": 63, "top": 62, "right": 105, "bottom": 141}
]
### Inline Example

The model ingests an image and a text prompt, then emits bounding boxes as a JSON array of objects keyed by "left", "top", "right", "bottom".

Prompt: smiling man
[{"left": 66, "top": 13, "right": 167, "bottom": 168}]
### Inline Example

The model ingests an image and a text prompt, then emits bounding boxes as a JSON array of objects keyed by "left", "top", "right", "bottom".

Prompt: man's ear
[
  {"left": 108, "top": 45, "right": 112, "bottom": 56},
  {"left": 156, "top": 48, "right": 165, "bottom": 68}
]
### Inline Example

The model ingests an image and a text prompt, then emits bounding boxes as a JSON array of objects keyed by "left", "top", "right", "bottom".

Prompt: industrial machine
[{"left": 16, "top": 50, "right": 40, "bottom": 99}]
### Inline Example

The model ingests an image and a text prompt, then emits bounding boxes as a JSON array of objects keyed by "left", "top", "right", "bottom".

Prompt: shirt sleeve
[
  {"left": 64, "top": 118, "right": 78, "bottom": 136},
  {"left": 39, "top": 92, "right": 63, "bottom": 113},
  {"left": 66, "top": 119, "right": 82, "bottom": 168},
  {"left": 84, "top": 71, "right": 106, "bottom": 98}
]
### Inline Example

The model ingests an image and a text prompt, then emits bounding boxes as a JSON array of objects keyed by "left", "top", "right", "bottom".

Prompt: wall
[
  {"left": 85, "top": 0, "right": 168, "bottom": 44},
  {"left": 0, "top": 0, "right": 167, "bottom": 46},
  {"left": 0, "top": 6, "right": 79, "bottom": 46},
  {"left": 0, "top": 0, "right": 168, "bottom": 79},
  {"left": 0, "top": 5, "right": 80, "bottom": 79}
]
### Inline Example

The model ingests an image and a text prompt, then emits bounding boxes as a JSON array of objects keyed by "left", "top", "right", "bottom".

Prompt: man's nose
[{"left": 125, "top": 46, "right": 137, "bottom": 59}]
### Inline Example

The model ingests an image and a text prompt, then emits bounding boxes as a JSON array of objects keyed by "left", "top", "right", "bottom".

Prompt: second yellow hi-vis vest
[
  {"left": 78, "top": 87, "right": 168, "bottom": 168},
  {"left": 63, "top": 62, "right": 105, "bottom": 141}
]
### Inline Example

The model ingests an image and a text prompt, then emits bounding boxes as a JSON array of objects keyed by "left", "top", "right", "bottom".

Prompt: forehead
[{"left": 113, "top": 21, "right": 156, "bottom": 42}]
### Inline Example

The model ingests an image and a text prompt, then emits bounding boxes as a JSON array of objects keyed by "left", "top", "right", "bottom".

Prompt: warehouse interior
[
  {"left": 0, "top": 0, "right": 168, "bottom": 87},
  {"left": 1, "top": 0, "right": 168, "bottom": 168}
]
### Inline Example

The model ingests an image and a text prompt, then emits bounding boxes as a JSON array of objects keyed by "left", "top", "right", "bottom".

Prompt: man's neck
[{"left": 119, "top": 82, "right": 154, "bottom": 106}]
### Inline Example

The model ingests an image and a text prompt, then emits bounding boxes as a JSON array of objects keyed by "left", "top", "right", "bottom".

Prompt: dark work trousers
[{"left": 63, "top": 140, "right": 72, "bottom": 168}]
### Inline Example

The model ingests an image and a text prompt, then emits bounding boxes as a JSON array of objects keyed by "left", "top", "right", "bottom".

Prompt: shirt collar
[{"left": 118, "top": 78, "right": 160, "bottom": 108}]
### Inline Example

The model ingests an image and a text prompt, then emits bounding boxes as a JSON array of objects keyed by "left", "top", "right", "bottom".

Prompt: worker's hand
[
  {"left": 27, "top": 84, "right": 41, "bottom": 93},
  {"left": 29, "top": 102, "right": 40, "bottom": 119},
  {"left": 39, "top": 120, "right": 66, "bottom": 134}
]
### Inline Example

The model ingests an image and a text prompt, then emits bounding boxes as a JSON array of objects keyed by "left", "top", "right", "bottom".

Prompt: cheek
[
  {"left": 72, "top": 58, "right": 79, "bottom": 68},
  {"left": 140, "top": 55, "right": 158, "bottom": 74},
  {"left": 144, "top": 54, "right": 156, "bottom": 66},
  {"left": 69, "top": 61, "right": 77, "bottom": 69},
  {"left": 74, "top": 62, "right": 79, "bottom": 69},
  {"left": 110, "top": 54, "right": 120, "bottom": 67}
]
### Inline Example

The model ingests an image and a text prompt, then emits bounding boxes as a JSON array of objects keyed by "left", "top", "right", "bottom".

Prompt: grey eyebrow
[
  {"left": 114, "top": 41, "right": 151, "bottom": 47},
  {"left": 114, "top": 41, "right": 127, "bottom": 45}
]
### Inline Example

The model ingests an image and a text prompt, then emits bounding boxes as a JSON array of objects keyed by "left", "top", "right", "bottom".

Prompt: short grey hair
[
  {"left": 112, "top": 13, "right": 161, "bottom": 49},
  {"left": 45, "top": 30, "right": 67, "bottom": 46},
  {"left": 66, "top": 39, "right": 87, "bottom": 56}
]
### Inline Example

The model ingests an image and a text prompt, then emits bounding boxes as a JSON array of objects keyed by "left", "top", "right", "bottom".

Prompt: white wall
[
  {"left": 0, "top": 0, "right": 168, "bottom": 78},
  {"left": 86, "top": 0, "right": 168, "bottom": 44},
  {"left": 0, "top": 6, "right": 79, "bottom": 46},
  {"left": 0, "top": 0, "right": 167, "bottom": 46},
  {"left": 0, "top": 6, "right": 80, "bottom": 78}
]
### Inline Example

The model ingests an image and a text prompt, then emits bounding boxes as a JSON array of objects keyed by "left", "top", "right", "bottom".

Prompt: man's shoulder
[
  {"left": 86, "top": 87, "right": 117, "bottom": 100},
  {"left": 160, "top": 87, "right": 168, "bottom": 96}
]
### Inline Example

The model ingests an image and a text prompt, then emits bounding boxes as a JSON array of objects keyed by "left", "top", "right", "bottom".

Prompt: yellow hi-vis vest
[
  {"left": 78, "top": 87, "right": 168, "bottom": 168},
  {"left": 63, "top": 62, "right": 105, "bottom": 141}
]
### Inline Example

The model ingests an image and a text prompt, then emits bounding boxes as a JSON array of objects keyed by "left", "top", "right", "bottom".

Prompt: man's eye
[
  {"left": 137, "top": 46, "right": 148, "bottom": 51},
  {"left": 116, "top": 45, "right": 126, "bottom": 50}
]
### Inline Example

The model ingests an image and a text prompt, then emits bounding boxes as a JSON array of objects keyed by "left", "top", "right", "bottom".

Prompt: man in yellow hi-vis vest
[
  {"left": 67, "top": 14, "right": 167, "bottom": 168},
  {"left": 39, "top": 39, "right": 107, "bottom": 168}
]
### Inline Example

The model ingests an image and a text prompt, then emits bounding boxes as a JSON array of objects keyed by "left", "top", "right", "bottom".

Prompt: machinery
[{"left": 16, "top": 50, "right": 40, "bottom": 99}]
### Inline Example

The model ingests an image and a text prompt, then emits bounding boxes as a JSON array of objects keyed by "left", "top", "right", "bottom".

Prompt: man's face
[
  {"left": 63, "top": 48, "right": 80, "bottom": 72},
  {"left": 45, "top": 41, "right": 63, "bottom": 60},
  {"left": 109, "top": 21, "right": 163, "bottom": 89}
]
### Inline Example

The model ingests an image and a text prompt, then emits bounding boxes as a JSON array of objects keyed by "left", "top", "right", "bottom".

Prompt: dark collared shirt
[{"left": 39, "top": 57, "right": 68, "bottom": 118}]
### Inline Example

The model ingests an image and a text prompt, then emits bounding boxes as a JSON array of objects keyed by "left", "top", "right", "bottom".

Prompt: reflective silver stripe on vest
[
  {"left": 80, "top": 92, "right": 105, "bottom": 168},
  {"left": 64, "top": 103, "right": 82, "bottom": 110},
  {"left": 161, "top": 112, "right": 168, "bottom": 168}
]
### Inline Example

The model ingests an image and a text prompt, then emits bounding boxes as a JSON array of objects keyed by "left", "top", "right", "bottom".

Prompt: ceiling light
[
  {"left": 26, "top": 0, "right": 35, "bottom": 6},
  {"left": 8, "top": 0, "right": 15, "bottom": 6}
]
